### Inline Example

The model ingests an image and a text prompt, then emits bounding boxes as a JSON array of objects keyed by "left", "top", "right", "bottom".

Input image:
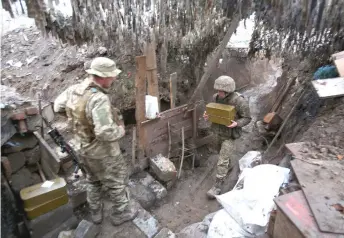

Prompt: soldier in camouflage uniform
[
  {"left": 54, "top": 57, "right": 138, "bottom": 225},
  {"left": 204, "top": 76, "right": 251, "bottom": 199}
]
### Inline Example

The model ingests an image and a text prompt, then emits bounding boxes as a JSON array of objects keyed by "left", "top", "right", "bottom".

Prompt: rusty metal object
[{"left": 263, "top": 112, "right": 283, "bottom": 131}]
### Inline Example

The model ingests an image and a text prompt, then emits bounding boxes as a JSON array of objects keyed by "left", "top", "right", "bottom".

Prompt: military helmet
[
  {"left": 86, "top": 57, "right": 121, "bottom": 78},
  {"left": 214, "top": 75, "right": 236, "bottom": 93}
]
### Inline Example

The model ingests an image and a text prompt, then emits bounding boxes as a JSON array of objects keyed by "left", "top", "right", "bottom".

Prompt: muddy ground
[{"left": 2, "top": 24, "right": 344, "bottom": 234}]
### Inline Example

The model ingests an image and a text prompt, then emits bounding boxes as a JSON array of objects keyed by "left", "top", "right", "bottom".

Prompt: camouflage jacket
[
  {"left": 211, "top": 92, "right": 251, "bottom": 139},
  {"left": 54, "top": 77, "right": 125, "bottom": 159}
]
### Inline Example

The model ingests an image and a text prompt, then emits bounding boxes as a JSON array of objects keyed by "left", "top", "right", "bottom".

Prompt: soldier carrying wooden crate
[{"left": 203, "top": 75, "right": 252, "bottom": 199}]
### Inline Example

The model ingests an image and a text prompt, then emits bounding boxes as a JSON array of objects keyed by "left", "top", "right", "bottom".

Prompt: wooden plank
[
  {"left": 290, "top": 158, "right": 344, "bottom": 234},
  {"left": 141, "top": 104, "right": 190, "bottom": 125},
  {"left": 312, "top": 77, "right": 344, "bottom": 98},
  {"left": 135, "top": 56, "right": 147, "bottom": 152},
  {"left": 273, "top": 208, "right": 304, "bottom": 238},
  {"left": 169, "top": 72, "right": 177, "bottom": 108},
  {"left": 335, "top": 58, "right": 344, "bottom": 77},
  {"left": 132, "top": 128, "right": 136, "bottom": 166},
  {"left": 192, "top": 108, "right": 197, "bottom": 139},
  {"left": 141, "top": 104, "right": 193, "bottom": 157},
  {"left": 143, "top": 114, "right": 192, "bottom": 140},
  {"left": 275, "top": 191, "right": 340, "bottom": 237},
  {"left": 178, "top": 127, "right": 185, "bottom": 179},
  {"left": 33, "top": 131, "right": 60, "bottom": 178},
  {"left": 144, "top": 42, "right": 160, "bottom": 110},
  {"left": 141, "top": 101, "right": 208, "bottom": 158}
]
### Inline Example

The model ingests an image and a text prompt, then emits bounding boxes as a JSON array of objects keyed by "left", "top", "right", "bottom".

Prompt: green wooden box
[
  {"left": 24, "top": 194, "right": 69, "bottom": 220},
  {"left": 20, "top": 177, "right": 67, "bottom": 209},
  {"left": 206, "top": 103, "right": 236, "bottom": 126}
]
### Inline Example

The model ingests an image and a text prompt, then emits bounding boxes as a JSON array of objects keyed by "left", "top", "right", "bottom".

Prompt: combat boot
[
  {"left": 206, "top": 178, "right": 223, "bottom": 199},
  {"left": 90, "top": 204, "right": 103, "bottom": 224},
  {"left": 110, "top": 200, "right": 139, "bottom": 226}
]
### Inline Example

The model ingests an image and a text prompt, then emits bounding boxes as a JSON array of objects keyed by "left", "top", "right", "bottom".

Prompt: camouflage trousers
[
  {"left": 81, "top": 154, "right": 129, "bottom": 213},
  {"left": 216, "top": 139, "right": 236, "bottom": 180},
  {"left": 211, "top": 135, "right": 236, "bottom": 181}
]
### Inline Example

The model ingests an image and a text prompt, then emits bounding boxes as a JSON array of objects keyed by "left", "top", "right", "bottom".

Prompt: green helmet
[{"left": 214, "top": 76, "right": 236, "bottom": 93}]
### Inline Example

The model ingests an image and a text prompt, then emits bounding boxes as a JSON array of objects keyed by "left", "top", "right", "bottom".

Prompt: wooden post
[
  {"left": 192, "top": 108, "right": 197, "bottom": 139},
  {"left": 132, "top": 128, "right": 136, "bottom": 166},
  {"left": 169, "top": 72, "right": 177, "bottom": 109},
  {"left": 178, "top": 127, "right": 185, "bottom": 179},
  {"left": 192, "top": 108, "right": 197, "bottom": 171},
  {"left": 37, "top": 93, "right": 44, "bottom": 138},
  {"left": 135, "top": 56, "right": 147, "bottom": 154},
  {"left": 144, "top": 42, "right": 160, "bottom": 110},
  {"left": 167, "top": 121, "right": 171, "bottom": 159}
]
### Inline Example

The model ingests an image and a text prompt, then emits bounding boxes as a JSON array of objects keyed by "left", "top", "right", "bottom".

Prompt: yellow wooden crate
[
  {"left": 24, "top": 194, "right": 69, "bottom": 220},
  {"left": 206, "top": 103, "right": 236, "bottom": 126},
  {"left": 20, "top": 177, "right": 67, "bottom": 209}
]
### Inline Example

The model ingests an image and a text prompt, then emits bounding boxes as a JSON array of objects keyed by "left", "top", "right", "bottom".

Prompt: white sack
[
  {"left": 210, "top": 164, "right": 290, "bottom": 237},
  {"left": 145, "top": 95, "right": 159, "bottom": 119},
  {"left": 207, "top": 209, "right": 254, "bottom": 238}
]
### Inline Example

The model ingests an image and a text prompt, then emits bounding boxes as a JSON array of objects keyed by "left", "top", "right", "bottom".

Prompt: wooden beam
[
  {"left": 169, "top": 72, "right": 177, "bottom": 108},
  {"left": 178, "top": 127, "right": 185, "bottom": 179},
  {"left": 135, "top": 56, "right": 147, "bottom": 153},
  {"left": 132, "top": 128, "right": 136, "bottom": 166},
  {"left": 144, "top": 42, "right": 160, "bottom": 110},
  {"left": 192, "top": 108, "right": 197, "bottom": 139},
  {"left": 33, "top": 131, "right": 60, "bottom": 179},
  {"left": 186, "top": 15, "right": 240, "bottom": 108}
]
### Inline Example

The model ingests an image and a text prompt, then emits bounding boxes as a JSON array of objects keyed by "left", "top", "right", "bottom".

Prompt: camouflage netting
[
  {"left": 2, "top": 0, "right": 251, "bottom": 80},
  {"left": 249, "top": 0, "right": 344, "bottom": 59},
  {"left": 2, "top": 0, "right": 344, "bottom": 75},
  {"left": 3, "top": 0, "right": 343, "bottom": 53}
]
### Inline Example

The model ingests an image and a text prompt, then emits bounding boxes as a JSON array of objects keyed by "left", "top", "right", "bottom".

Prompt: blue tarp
[{"left": 313, "top": 65, "right": 339, "bottom": 80}]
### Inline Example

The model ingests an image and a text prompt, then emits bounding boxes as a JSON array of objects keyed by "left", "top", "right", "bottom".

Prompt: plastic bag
[
  {"left": 145, "top": 95, "right": 159, "bottom": 120},
  {"left": 207, "top": 209, "right": 254, "bottom": 238},
  {"left": 211, "top": 164, "right": 290, "bottom": 236},
  {"left": 238, "top": 151, "right": 262, "bottom": 172}
]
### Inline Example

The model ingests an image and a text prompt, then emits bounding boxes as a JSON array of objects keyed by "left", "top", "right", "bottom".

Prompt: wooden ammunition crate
[
  {"left": 20, "top": 177, "right": 67, "bottom": 209},
  {"left": 206, "top": 103, "right": 236, "bottom": 126},
  {"left": 24, "top": 194, "right": 69, "bottom": 220}
]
